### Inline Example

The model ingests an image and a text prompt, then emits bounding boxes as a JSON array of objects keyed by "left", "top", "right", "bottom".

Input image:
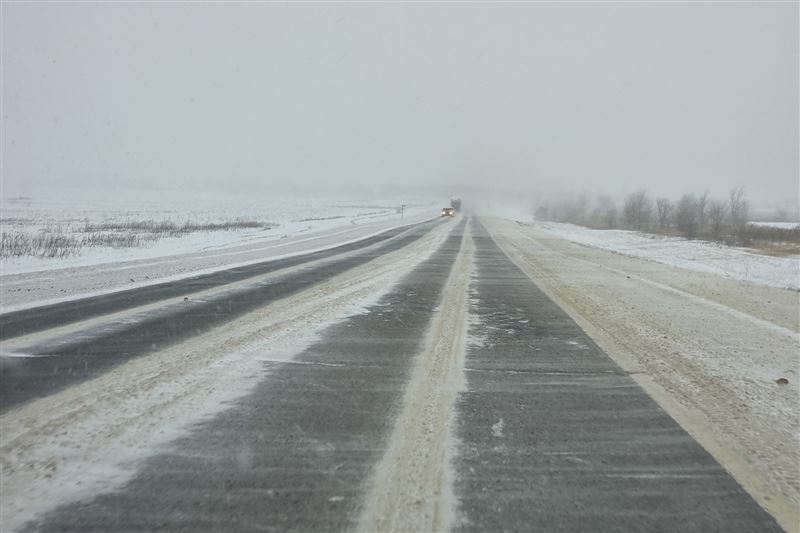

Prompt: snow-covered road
[
  {"left": 486, "top": 217, "right": 799, "bottom": 529},
  {"left": 0, "top": 214, "right": 792, "bottom": 532}
]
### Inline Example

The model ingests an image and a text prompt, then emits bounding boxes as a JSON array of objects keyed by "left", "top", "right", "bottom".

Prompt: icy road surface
[{"left": 1, "top": 215, "right": 793, "bottom": 532}]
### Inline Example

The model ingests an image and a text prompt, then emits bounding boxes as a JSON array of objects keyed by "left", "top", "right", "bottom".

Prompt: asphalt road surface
[
  {"left": 452, "top": 221, "right": 780, "bottom": 532},
  {"left": 0, "top": 219, "right": 439, "bottom": 411},
  {"left": 2, "top": 216, "right": 784, "bottom": 532},
  {"left": 0, "top": 218, "right": 437, "bottom": 340}
]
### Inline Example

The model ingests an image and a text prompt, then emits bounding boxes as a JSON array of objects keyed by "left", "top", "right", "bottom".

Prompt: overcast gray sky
[{"left": 2, "top": 2, "right": 797, "bottom": 205}]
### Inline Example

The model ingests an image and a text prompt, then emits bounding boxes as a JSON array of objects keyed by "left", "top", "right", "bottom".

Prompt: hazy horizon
[{"left": 3, "top": 2, "right": 798, "bottom": 209}]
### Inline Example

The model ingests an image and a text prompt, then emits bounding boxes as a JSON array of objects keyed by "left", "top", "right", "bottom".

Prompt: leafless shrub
[
  {"left": 1, "top": 232, "right": 81, "bottom": 259},
  {"left": 707, "top": 199, "right": 728, "bottom": 239},
  {"left": 83, "top": 219, "right": 179, "bottom": 233},
  {"left": 84, "top": 218, "right": 273, "bottom": 234},
  {"left": 745, "top": 224, "right": 800, "bottom": 244},
  {"left": 532, "top": 188, "right": 795, "bottom": 252},
  {"left": 622, "top": 190, "right": 652, "bottom": 231},
  {"left": 696, "top": 191, "right": 709, "bottom": 231},
  {"left": 534, "top": 193, "right": 599, "bottom": 227},
  {"left": 83, "top": 232, "right": 158, "bottom": 248},
  {"left": 601, "top": 206, "right": 618, "bottom": 229},
  {"left": 729, "top": 187, "right": 750, "bottom": 242},
  {"left": 3, "top": 217, "right": 276, "bottom": 259},
  {"left": 674, "top": 194, "right": 699, "bottom": 239},
  {"left": 592, "top": 195, "right": 618, "bottom": 229},
  {"left": 181, "top": 219, "right": 272, "bottom": 232},
  {"left": 655, "top": 198, "right": 673, "bottom": 231},
  {"left": 533, "top": 205, "right": 550, "bottom": 221}
]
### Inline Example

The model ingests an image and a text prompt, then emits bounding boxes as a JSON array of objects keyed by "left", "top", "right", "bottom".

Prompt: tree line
[{"left": 534, "top": 188, "right": 798, "bottom": 245}]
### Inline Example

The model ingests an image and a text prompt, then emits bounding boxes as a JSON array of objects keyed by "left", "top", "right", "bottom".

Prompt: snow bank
[{"left": 749, "top": 221, "right": 800, "bottom": 230}]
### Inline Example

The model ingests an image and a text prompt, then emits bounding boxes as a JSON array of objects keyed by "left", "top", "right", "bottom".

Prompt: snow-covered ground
[
  {"left": 749, "top": 221, "right": 800, "bottom": 230},
  {"left": 0, "top": 187, "right": 444, "bottom": 311},
  {"left": 527, "top": 221, "right": 799, "bottom": 291},
  {"left": 1, "top": 187, "right": 438, "bottom": 276}
]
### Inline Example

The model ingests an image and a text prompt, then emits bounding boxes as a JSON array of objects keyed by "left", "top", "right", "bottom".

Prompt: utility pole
[{"left": 401, "top": 204, "right": 407, "bottom": 218}]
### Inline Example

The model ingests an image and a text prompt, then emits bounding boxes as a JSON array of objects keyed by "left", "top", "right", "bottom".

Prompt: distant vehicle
[
  {"left": 441, "top": 207, "right": 455, "bottom": 217},
  {"left": 450, "top": 198, "right": 461, "bottom": 211}
]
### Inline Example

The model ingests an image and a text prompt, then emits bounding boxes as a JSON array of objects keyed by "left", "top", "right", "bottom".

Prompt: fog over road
[{"left": 0, "top": 216, "right": 784, "bottom": 532}]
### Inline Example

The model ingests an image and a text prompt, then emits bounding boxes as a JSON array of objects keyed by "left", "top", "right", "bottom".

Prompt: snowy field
[
  {"left": 527, "top": 221, "right": 800, "bottom": 291},
  {"left": 1, "top": 187, "right": 438, "bottom": 276}
]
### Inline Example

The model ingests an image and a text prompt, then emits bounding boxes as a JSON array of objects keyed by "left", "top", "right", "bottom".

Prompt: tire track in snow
[
  {"left": 1, "top": 219, "right": 458, "bottom": 532},
  {"left": 358, "top": 221, "right": 473, "bottom": 533},
  {"left": 17, "top": 219, "right": 467, "bottom": 533}
]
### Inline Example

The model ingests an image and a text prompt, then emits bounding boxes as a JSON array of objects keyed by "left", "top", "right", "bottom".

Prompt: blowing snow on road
[
  {"left": 2, "top": 212, "right": 795, "bottom": 532},
  {"left": 4, "top": 2, "right": 799, "bottom": 531}
]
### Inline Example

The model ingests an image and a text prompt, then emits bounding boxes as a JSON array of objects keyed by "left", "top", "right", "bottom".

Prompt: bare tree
[
  {"left": 674, "top": 194, "right": 699, "bottom": 239},
  {"left": 534, "top": 205, "right": 550, "bottom": 221},
  {"left": 622, "top": 190, "right": 652, "bottom": 231},
  {"left": 729, "top": 187, "right": 750, "bottom": 241},
  {"left": 708, "top": 199, "right": 727, "bottom": 239},
  {"left": 602, "top": 206, "right": 618, "bottom": 229},
  {"left": 593, "top": 195, "right": 618, "bottom": 229},
  {"left": 696, "top": 191, "right": 709, "bottom": 232},
  {"left": 558, "top": 200, "right": 581, "bottom": 224},
  {"left": 655, "top": 197, "right": 673, "bottom": 231},
  {"left": 575, "top": 193, "right": 589, "bottom": 225}
]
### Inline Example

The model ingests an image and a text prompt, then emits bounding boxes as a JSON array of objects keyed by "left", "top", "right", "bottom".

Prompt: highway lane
[
  {"left": 20, "top": 219, "right": 468, "bottom": 532},
  {"left": 450, "top": 219, "right": 781, "bottom": 532},
  {"left": 0, "top": 218, "right": 438, "bottom": 340},
  {"left": 0, "top": 219, "right": 444, "bottom": 412}
]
